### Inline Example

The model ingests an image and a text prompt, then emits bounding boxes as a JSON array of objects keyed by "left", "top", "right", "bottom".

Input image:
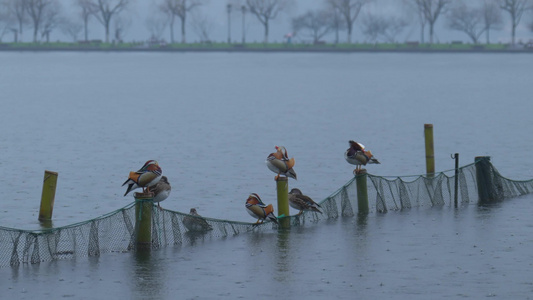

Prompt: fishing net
[{"left": 1, "top": 159, "right": 532, "bottom": 267}]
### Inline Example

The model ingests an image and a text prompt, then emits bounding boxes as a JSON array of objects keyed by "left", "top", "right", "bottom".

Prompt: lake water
[{"left": 1, "top": 52, "right": 532, "bottom": 299}]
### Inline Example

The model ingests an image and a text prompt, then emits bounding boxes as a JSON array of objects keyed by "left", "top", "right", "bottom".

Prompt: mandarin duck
[
  {"left": 151, "top": 176, "right": 171, "bottom": 207},
  {"left": 183, "top": 208, "right": 213, "bottom": 232},
  {"left": 245, "top": 193, "right": 279, "bottom": 224},
  {"left": 344, "top": 140, "right": 380, "bottom": 174},
  {"left": 288, "top": 188, "right": 322, "bottom": 215},
  {"left": 266, "top": 146, "right": 297, "bottom": 180},
  {"left": 122, "top": 160, "right": 162, "bottom": 196}
]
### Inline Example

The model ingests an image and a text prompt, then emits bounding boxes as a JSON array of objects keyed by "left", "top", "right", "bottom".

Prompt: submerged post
[
  {"left": 276, "top": 177, "right": 290, "bottom": 229},
  {"left": 424, "top": 124, "right": 435, "bottom": 176},
  {"left": 134, "top": 192, "right": 153, "bottom": 251},
  {"left": 39, "top": 170, "right": 58, "bottom": 222},
  {"left": 475, "top": 156, "right": 496, "bottom": 204},
  {"left": 356, "top": 169, "right": 369, "bottom": 214},
  {"left": 453, "top": 153, "right": 459, "bottom": 208}
]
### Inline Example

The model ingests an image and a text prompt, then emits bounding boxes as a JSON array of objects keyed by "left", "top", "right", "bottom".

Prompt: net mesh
[{"left": 1, "top": 159, "right": 533, "bottom": 267}]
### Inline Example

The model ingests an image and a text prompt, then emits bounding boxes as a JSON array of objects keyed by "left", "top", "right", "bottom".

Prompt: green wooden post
[
  {"left": 134, "top": 192, "right": 153, "bottom": 251},
  {"left": 39, "top": 170, "right": 58, "bottom": 222},
  {"left": 424, "top": 124, "right": 435, "bottom": 176},
  {"left": 475, "top": 156, "right": 494, "bottom": 204},
  {"left": 356, "top": 169, "right": 369, "bottom": 215},
  {"left": 276, "top": 177, "right": 290, "bottom": 229}
]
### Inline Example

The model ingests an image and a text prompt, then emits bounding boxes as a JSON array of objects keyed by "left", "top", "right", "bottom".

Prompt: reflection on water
[
  {"left": 356, "top": 213, "right": 368, "bottom": 230},
  {"left": 183, "top": 230, "right": 211, "bottom": 246},
  {"left": 130, "top": 251, "right": 165, "bottom": 300},
  {"left": 275, "top": 229, "right": 291, "bottom": 282}
]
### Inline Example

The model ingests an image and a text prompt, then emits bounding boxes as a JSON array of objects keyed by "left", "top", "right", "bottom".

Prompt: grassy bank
[{"left": 0, "top": 41, "right": 530, "bottom": 52}]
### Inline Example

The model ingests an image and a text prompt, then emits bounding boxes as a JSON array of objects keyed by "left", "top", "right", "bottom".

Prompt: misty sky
[{"left": 12, "top": 0, "right": 533, "bottom": 44}]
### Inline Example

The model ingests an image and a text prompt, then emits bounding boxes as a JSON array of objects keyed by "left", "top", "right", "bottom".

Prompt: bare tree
[
  {"left": 0, "top": 2, "right": 10, "bottom": 42},
  {"left": 292, "top": 9, "right": 333, "bottom": 44},
  {"left": 158, "top": 0, "right": 177, "bottom": 43},
  {"left": 61, "top": 18, "right": 83, "bottom": 41},
  {"left": 409, "top": 0, "right": 451, "bottom": 44},
  {"left": 226, "top": 3, "right": 232, "bottom": 43},
  {"left": 189, "top": 10, "right": 213, "bottom": 42},
  {"left": 327, "top": 0, "right": 372, "bottom": 44},
  {"left": 241, "top": 4, "right": 247, "bottom": 43},
  {"left": 498, "top": 0, "right": 532, "bottom": 44},
  {"left": 92, "top": 0, "right": 131, "bottom": 43},
  {"left": 113, "top": 15, "right": 130, "bottom": 42},
  {"left": 329, "top": 4, "right": 346, "bottom": 44},
  {"left": 361, "top": 13, "right": 408, "bottom": 43},
  {"left": 0, "top": 27, "right": 6, "bottom": 43},
  {"left": 446, "top": 2, "right": 485, "bottom": 44},
  {"left": 361, "top": 12, "right": 380, "bottom": 42},
  {"left": 4, "top": 0, "right": 28, "bottom": 41},
  {"left": 382, "top": 16, "right": 409, "bottom": 43},
  {"left": 26, "top": 0, "right": 58, "bottom": 42},
  {"left": 246, "top": 0, "right": 292, "bottom": 43},
  {"left": 145, "top": 13, "right": 168, "bottom": 41},
  {"left": 76, "top": 0, "right": 97, "bottom": 42},
  {"left": 39, "top": 0, "right": 61, "bottom": 42},
  {"left": 171, "top": 0, "right": 205, "bottom": 44},
  {"left": 483, "top": 0, "right": 503, "bottom": 44},
  {"left": 403, "top": 0, "right": 427, "bottom": 43}
]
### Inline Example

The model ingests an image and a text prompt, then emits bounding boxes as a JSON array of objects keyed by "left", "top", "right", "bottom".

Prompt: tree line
[{"left": 0, "top": 0, "right": 532, "bottom": 45}]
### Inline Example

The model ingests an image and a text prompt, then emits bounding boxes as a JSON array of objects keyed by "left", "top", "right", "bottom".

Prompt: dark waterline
[{"left": 2, "top": 48, "right": 533, "bottom": 53}]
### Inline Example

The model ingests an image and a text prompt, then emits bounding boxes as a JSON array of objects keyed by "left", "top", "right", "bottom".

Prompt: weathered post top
[
  {"left": 424, "top": 124, "right": 435, "bottom": 176},
  {"left": 133, "top": 192, "right": 155, "bottom": 199},
  {"left": 39, "top": 170, "right": 59, "bottom": 222}
]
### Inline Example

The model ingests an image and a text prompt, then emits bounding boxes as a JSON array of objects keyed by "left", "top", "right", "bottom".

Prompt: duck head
[{"left": 246, "top": 193, "right": 265, "bottom": 206}]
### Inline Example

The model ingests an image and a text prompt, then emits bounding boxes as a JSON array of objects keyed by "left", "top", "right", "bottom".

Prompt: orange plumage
[{"left": 122, "top": 160, "right": 162, "bottom": 196}]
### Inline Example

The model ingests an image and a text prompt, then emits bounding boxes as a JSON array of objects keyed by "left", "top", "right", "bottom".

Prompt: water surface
[{"left": 1, "top": 52, "right": 532, "bottom": 298}]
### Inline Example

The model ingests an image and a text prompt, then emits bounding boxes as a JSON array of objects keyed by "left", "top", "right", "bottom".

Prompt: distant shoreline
[
  {"left": 2, "top": 47, "right": 532, "bottom": 53},
  {"left": 1, "top": 42, "right": 532, "bottom": 53}
]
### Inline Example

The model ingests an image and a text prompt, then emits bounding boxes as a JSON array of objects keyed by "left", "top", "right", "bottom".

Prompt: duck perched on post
[
  {"left": 245, "top": 193, "right": 279, "bottom": 224},
  {"left": 266, "top": 146, "right": 297, "bottom": 180},
  {"left": 344, "top": 140, "right": 380, "bottom": 174},
  {"left": 288, "top": 188, "right": 322, "bottom": 215},
  {"left": 122, "top": 160, "right": 162, "bottom": 196},
  {"left": 150, "top": 176, "right": 171, "bottom": 208}
]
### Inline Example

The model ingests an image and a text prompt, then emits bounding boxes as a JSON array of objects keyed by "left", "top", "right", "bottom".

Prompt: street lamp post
[
  {"left": 241, "top": 5, "right": 246, "bottom": 44},
  {"left": 227, "top": 4, "right": 232, "bottom": 44}
]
